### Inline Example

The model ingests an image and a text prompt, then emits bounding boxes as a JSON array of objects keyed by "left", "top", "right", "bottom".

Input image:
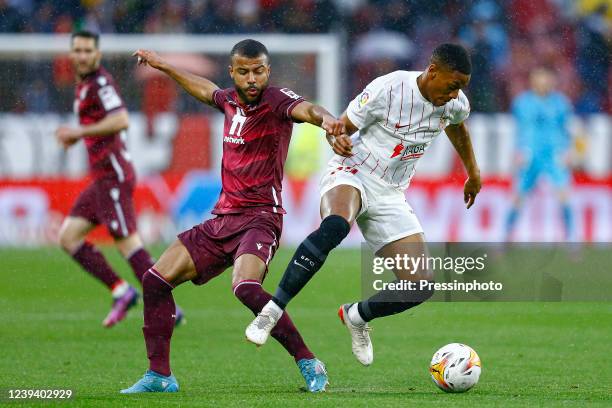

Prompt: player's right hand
[
  {"left": 55, "top": 125, "right": 81, "bottom": 149},
  {"left": 464, "top": 175, "right": 481, "bottom": 209},
  {"left": 132, "top": 49, "right": 164, "bottom": 70},
  {"left": 327, "top": 133, "right": 353, "bottom": 157},
  {"left": 322, "top": 115, "right": 352, "bottom": 157}
]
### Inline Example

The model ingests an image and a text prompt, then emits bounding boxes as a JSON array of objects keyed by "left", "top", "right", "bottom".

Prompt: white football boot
[
  {"left": 245, "top": 300, "right": 283, "bottom": 346},
  {"left": 338, "top": 304, "right": 373, "bottom": 366}
]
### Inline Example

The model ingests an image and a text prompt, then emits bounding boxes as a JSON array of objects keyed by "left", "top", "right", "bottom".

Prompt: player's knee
[
  {"left": 58, "top": 223, "right": 82, "bottom": 253},
  {"left": 309, "top": 215, "right": 351, "bottom": 253},
  {"left": 232, "top": 254, "right": 266, "bottom": 285},
  {"left": 115, "top": 233, "right": 143, "bottom": 258},
  {"left": 152, "top": 240, "right": 198, "bottom": 285}
]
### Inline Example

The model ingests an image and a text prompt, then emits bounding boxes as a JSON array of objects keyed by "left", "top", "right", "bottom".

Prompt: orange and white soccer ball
[{"left": 429, "top": 343, "right": 481, "bottom": 393}]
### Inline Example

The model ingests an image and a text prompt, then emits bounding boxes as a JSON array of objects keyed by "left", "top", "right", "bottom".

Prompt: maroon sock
[
  {"left": 142, "top": 268, "right": 175, "bottom": 376},
  {"left": 127, "top": 247, "right": 155, "bottom": 283},
  {"left": 234, "top": 280, "right": 315, "bottom": 362},
  {"left": 71, "top": 241, "right": 122, "bottom": 290}
]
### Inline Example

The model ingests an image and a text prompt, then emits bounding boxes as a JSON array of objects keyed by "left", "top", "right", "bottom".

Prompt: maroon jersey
[
  {"left": 74, "top": 66, "right": 134, "bottom": 182},
  {"left": 211, "top": 86, "right": 304, "bottom": 214}
]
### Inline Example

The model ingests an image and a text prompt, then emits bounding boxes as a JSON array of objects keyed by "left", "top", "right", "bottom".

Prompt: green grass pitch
[{"left": 1, "top": 246, "right": 611, "bottom": 407}]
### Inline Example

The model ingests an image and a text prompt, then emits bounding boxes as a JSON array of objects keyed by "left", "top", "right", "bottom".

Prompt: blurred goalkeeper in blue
[{"left": 505, "top": 67, "right": 574, "bottom": 241}]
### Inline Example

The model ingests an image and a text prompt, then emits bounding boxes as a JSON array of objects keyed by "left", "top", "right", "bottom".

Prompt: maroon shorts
[
  {"left": 69, "top": 177, "right": 137, "bottom": 239},
  {"left": 178, "top": 211, "right": 283, "bottom": 285}
]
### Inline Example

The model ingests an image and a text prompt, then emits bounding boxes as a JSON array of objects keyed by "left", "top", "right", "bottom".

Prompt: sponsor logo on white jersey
[
  {"left": 400, "top": 143, "right": 426, "bottom": 161},
  {"left": 389, "top": 142, "right": 426, "bottom": 160}
]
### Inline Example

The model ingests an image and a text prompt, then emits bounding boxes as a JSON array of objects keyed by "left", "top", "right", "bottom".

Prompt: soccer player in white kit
[{"left": 246, "top": 43, "right": 482, "bottom": 366}]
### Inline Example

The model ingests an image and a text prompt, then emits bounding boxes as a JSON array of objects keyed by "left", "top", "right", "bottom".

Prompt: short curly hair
[
  {"left": 230, "top": 39, "right": 269, "bottom": 61},
  {"left": 431, "top": 43, "right": 472, "bottom": 75}
]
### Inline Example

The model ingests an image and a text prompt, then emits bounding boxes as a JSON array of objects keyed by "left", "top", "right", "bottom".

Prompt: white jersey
[{"left": 334, "top": 70, "right": 470, "bottom": 190}]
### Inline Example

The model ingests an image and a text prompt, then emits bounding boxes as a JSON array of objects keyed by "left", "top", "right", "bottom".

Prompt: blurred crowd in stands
[{"left": 0, "top": 0, "right": 611, "bottom": 113}]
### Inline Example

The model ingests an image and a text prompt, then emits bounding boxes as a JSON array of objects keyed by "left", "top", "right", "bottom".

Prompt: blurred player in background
[
  {"left": 505, "top": 67, "right": 574, "bottom": 241},
  {"left": 55, "top": 31, "right": 184, "bottom": 328},
  {"left": 122, "top": 39, "right": 345, "bottom": 394},
  {"left": 246, "top": 44, "right": 481, "bottom": 366}
]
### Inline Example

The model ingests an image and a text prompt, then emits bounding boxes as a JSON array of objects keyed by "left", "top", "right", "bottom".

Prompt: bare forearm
[
  {"left": 446, "top": 124, "right": 480, "bottom": 177},
  {"left": 81, "top": 110, "right": 129, "bottom": 137},
  {"left": 291, "top": 100, "right": 346, "bottom": 149},
  {"left": 303, "top": 103, "right": 334, "bottom": 127},
  {"left": 158, "top": 62, "right": 218, "bottom": 105}
]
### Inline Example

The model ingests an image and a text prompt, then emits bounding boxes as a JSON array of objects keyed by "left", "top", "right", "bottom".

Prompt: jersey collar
[
  {"left": 227, "top": 88, "right": 267, "bottom": 114},
  {"left": 80, "top": 67, "right": 102, "bottom": 83},
  {"left": 413, "top": 71, "right": 431, "bottom": 105}
]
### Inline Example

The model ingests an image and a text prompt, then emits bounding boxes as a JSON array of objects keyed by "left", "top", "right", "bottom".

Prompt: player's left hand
[
  {"left": 464, "top": 175, "right": 481, "bottom": 209},
  {"left": 56, "top": 126, "right": 82, "bottom": 148}
]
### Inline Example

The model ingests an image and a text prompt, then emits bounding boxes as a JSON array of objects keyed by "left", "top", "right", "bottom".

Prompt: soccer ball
[{"left": 429, "top": 343, "right": 481, "bottom": 393}]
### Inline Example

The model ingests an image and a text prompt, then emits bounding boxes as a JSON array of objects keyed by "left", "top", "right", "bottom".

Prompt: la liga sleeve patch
[
  {"left": 357, "top": 90, "right": 370, "bottom": 108},
  {"left": 98, "top": 85, "right": 122, "bottom": 112}
]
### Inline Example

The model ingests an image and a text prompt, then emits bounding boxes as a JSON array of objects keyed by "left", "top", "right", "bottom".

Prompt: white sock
[
  {"left": 264, "top": 300, "right": 283, "bottom": 317},
  {"left": 112, "top": 280, "right": 129, "bottom": 298},
  {"left": 348, "top": 303, "right": 366, "bottom": 325}
]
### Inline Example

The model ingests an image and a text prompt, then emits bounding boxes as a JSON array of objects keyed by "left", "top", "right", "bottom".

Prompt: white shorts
[{"left": 320, "top": 164, "right": 423, "bottom": 252}]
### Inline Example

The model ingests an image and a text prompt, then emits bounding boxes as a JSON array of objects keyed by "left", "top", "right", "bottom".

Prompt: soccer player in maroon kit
[
  {"left": 121, "top": 39, "right": 345, "bottom": 394},
  {"left": 56, "top": 31, "right": 184, "bottom": 328}
]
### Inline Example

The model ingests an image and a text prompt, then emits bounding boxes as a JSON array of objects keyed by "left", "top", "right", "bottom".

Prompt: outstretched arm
[
  {"left": 445, "top": 122, "right": 481, "bottom": 209},
  {"left": 291, "top": 101, "right": 344, "bottom": 134},
  {"left": 291, "top": 101, "right": 353, "bottom": 156},
  {"left": 56, "top": 109, "right": 129, "bottom": 148},
  {"left": 133, "top": 49, "right": 219, "bottom": 106}
]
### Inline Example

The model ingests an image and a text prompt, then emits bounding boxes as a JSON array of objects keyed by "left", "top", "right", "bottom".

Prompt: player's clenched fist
[
  {"left": 321, "top": 116, "right": 345, "bottom": 138},
  {"left": 132, "top": 49, "right": 165, "bottom": 70},
  {"left": 326, "top": 133, "right": 353, "bottom": 157},
  {"left": 322, "top": 116, "right": 352, "bottom": 157},
  {"left": 463, "top": 175, "right": 481, "bottom": 209},
  {"left": 55, "top": 125, "right": 82, "bottom": 148}
]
